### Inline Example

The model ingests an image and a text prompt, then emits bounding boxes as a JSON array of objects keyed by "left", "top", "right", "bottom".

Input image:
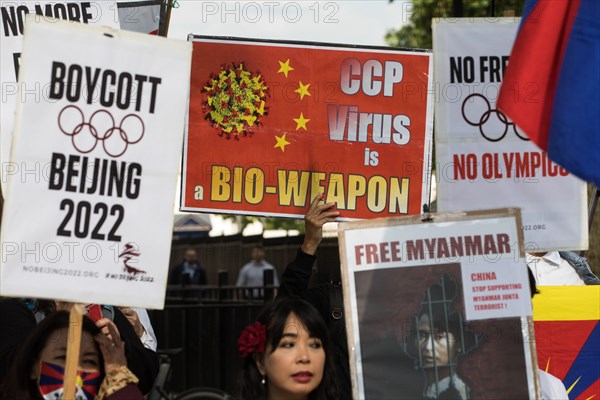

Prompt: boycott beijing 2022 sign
[
  {"left": 433, "top": 19, "right": 587, "bottom": 252},
  {"left": 0, "top": 17, "right": 191, "bottom": 309},
  {"left": 182, "top": 37, "right": 434, "bottom": 219}
]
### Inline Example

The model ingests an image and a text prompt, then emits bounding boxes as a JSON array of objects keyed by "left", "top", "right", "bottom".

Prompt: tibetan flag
[
  {"left": 497, "top": 0, "right": 600, "bottom": 187},
  {"left": 38, "top": 361, "right": 101, "bottom": 400},
  {"left": 533, "top": 286, "right": 600, "bottom": 399}
]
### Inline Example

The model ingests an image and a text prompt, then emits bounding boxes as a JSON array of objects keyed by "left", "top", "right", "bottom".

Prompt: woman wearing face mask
[
  {"left": 0, "top": 310, "right": 144, "bottom": 400},
  {"left": 0, "top": 298, "right": 158, "bottom": 393},
  {"left": 237, "top": 298, "right": 338, "bottom": 400}
]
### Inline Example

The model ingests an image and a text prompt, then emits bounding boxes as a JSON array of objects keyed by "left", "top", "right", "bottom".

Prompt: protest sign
[
  {"left": 339, "top": 209, "right": 537, "bottom": 399},
  {"left": 117, "top": 0, "right": 162, "bottom": 35},
  {"left": 0, "top": 16, "right": 192, "bottom": 309},
  {"left": 0, "top": 0, "right": 119, "bottom": 195},
  {"left": 433, "top": 19, "right": 588, "bottom": 252},
  {"left": 182, "top": 37, "right": 434, "bottom": 219}
]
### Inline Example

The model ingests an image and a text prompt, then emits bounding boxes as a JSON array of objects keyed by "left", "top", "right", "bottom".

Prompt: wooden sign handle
[{"left": 63, "top": 304, "right": 84, "bottom": 400}]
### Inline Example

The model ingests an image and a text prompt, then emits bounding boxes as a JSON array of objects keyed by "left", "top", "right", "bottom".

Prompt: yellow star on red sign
[
  {"left": 294, "top": 81, "right": 311, "bottom": 100},
  {"left": 274, "top": 133, "right": 290, "bottom": 152},
  {"left": 277, "top": 59, "right": 294, "bottom": 78},
  {"left": 293, "top": 112, "right": 310, "bottom": 131}
]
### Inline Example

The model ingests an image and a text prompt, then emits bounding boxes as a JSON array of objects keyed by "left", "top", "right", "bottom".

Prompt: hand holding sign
[
  {"left": 94, "top": 321, "right": 128, "bottom": 374},
  {"left": 301, "top": 193, "right": 339, "bottom": 255}
]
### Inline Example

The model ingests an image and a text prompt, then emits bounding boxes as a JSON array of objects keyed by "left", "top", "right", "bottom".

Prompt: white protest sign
[
  {"left": 433, "top": 18, "right": 588, "bottom": 252},
  {"left": 342, "top": 211, "right": 531, "bottom": 321},
  {"left": 117, "top": 0, "right": 161, "bottom": 35},
  {"left": 1, "top": 0, "right": 119, "bottom": 195},
  {"left": 339, "top": 210, "right": 535, "bottom": 400},
  {"left": 0, "top": 16, "right": 192, "bottom": 309}
]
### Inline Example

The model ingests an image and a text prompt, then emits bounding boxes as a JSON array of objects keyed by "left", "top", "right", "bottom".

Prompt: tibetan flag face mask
[{"left": 38, "top": 361, "right": 101, "bottom": 400}]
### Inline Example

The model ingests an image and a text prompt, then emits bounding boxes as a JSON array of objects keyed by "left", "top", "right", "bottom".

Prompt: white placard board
[
  {"left": 1, "top": 0, "right": 120, "bottom": 195},
  {"left": 117, "top": 0, "right": 161, "bottom": 35},
  {"left": 0, "top": 16, "right": 192, "bottom": 309},
  {"left": 339, "top": 209, "right": 538, "bottom": 400},
  {"left": 433, "top": 18, "right": 587, "bottom": 252}
]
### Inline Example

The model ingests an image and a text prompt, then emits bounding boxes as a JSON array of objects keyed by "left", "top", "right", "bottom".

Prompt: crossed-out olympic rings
[
  {"left": 58, "top": 105, "right": 145, "bottom": 158},
  {"left": 461, "top": 93, "right": 530, "bottom": 142}
]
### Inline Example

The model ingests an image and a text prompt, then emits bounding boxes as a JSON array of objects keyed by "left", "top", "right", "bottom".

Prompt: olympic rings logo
[
  {"left": 58, "top": 105, "right": 144, "bottom": 157},
  {"left": 461, "top": 93, "right": 530, "bottom": 142}
]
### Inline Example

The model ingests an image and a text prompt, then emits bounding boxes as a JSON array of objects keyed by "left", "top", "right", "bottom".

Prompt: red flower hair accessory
[{"left": 237, "top": 321, "right": 266, "bottom": 357}]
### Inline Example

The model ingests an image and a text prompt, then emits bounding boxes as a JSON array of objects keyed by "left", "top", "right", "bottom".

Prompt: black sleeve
[
  {"left": 0, "top": 300, "right": 36, "bottom": 378},
  {"left": 278, "top": 249, "right": 316, "bottom": 298},
  {"left": 112, "top": 308, "right": 159, "bottom": 394},
  {"left": 279, "top": 250, "right": 331, "bottom": 324},
  {"left": 304, "top": 284, "right": 331, "bottom": 324}
]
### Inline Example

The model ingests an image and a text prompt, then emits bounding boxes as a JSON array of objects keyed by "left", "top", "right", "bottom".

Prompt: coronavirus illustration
[{"left": 202, "top": 63, "right": 269, "bottom": 139}]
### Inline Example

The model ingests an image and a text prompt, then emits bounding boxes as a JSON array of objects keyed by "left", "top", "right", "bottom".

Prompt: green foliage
[
  {"left": 220, "top": 214, "right": 304, "bottom": 234},
  {"left": 262, "top": 218, "right": 305, "bottom": 233},
  {"left": 386, "top": 0, "right": 525, "bottom": 49},
  {"left": 226, "top": 215, "right": 259, "bottom": 232}
]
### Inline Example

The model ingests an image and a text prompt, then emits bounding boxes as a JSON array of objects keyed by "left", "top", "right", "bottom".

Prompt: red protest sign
[{"left": 182, "top": 37, "right": 433, "bottom": 219}]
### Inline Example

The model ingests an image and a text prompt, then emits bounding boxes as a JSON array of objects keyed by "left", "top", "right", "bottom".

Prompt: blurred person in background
[{"left": 236, "top": 245, "right": 279, "bottom": 299}]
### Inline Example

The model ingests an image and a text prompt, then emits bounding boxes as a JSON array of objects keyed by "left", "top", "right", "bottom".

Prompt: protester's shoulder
[
  {"left": 538, "top": 369, "right": 568, "bottom": 399},
  {"left": 0, "top": 298, "right": 34, "bottom": 321},
  {"left": 0, "top": 298, "right": 23, "bottom": 310},
  {"left": 305, "top": 284, "right": 331, "bottom": 316},
  {"left": 264, "top": 261, "right": 276, "bottom": 269},
  {"left": 538, "top": 369, "right": 561, "bottom": 383},
  {"left": 559, "top": 251, "right": 589, "bottom": 265},
  {"left": 172, "top": 262, "right": 184, "bottom": 272},
  {"left": 239, "top": 262, "right": 252, "bottom": 272}
]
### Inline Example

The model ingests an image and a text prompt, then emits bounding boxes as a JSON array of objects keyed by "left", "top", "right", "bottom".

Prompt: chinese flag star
[
  {"left": 274, "top": 133, "right": 290, "bottom": 152},
  {"left": 294, "top": 81, "right": 311, "bottom": 100},
  {"left": 277, "top": 59, "right": 294, "bottom": 78},
  {"left": 293, "top": 112, "right": 310, "bottom": 131}
]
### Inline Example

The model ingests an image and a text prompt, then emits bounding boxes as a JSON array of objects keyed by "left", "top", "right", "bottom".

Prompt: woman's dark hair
[
  {"left": 0, "top": 311, "right": 102, "bottom": 400},
  {"left": 528, "top": 267, "right": 540, "bottom": 298},
  {"left": 237, "top": 298, "right": 338, "bottom": 400}
]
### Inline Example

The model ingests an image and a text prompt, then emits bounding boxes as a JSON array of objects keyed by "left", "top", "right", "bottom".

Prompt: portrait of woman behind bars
[{"left": 404, "top": 273, "right": 480, "bottom": 399}]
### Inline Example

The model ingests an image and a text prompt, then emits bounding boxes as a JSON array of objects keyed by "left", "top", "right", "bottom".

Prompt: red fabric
[
  {"left": 498, "top": 0, "right": 581, "bottom": 148},
  {"left": 575, "top": 378, "right": 600, "bottom": 400},
  {"left": 534, "top": 320, "right": 596, "bottom": 380}
]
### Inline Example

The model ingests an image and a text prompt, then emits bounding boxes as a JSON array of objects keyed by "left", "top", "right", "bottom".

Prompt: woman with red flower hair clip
[{"left": 236, "top": 298, "right": 338, "bottom": 400}]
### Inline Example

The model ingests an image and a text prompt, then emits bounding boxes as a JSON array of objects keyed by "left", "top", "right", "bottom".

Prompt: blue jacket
[{"left": 559, "top": 251, "right": 600, "bottom": 285}]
